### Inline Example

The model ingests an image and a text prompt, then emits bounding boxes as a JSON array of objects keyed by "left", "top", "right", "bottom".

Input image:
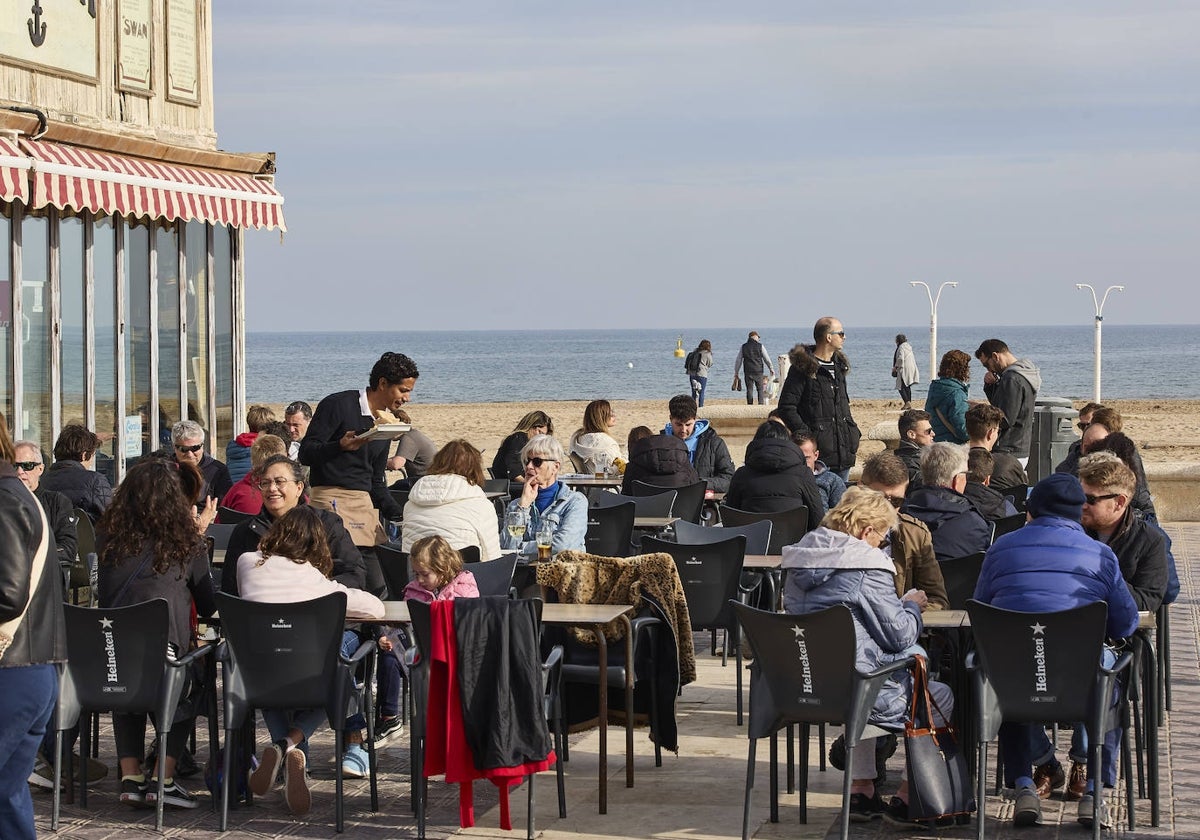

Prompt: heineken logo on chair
[
  {"left": 1029, "top": 621, "right": 1055, "bottom": 702},
  {"left": 792, "top": 625, "right": 820, "bottom": 704},
  {"left": 100, "top": 617, "right": 126, "bottom": 693}
]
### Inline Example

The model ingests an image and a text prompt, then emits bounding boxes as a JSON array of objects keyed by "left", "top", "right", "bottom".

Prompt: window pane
[
  {"left": 0, "top": 206, "right": 11, "bottom": 423},
  {"left": 61, "top": 214, "right": 85, "bottom": 430},
  {"left": 20, "top": 213, "right": 51, "bottom": 450},
  {"left": 156, "top": 225, "right": 181, "bottom": 435},
  {"left": 93, "top": 215, "right": 118, "bottom": 484},
  {"left": 213, "top": 225, "right": 233, "bottom": 459},
  {"left": 125, "top": 222, "right": 154, "bottom": 456},
  {"left": 184, "top": 221, "right": 208, "bottom": 430}
]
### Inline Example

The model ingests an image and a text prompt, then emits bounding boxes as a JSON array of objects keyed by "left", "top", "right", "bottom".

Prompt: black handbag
[{"left": 904, "top": 656, "right": 975, "bottom": 822}]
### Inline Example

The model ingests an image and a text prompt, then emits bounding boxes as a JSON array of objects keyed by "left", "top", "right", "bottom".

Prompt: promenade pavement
[{"left": 32, "top": 523, "right": 1198, "bottom": 839}]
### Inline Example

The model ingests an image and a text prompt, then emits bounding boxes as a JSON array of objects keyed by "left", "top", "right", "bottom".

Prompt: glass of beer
[
  {"left": 594, "top": 452, "right": 610, "bottom": 479},
  {"left": 536, "top": 518, "right": 555, "bottom": 561}
]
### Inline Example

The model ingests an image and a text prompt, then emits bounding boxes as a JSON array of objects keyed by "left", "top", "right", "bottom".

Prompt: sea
[{"left": 246, "top": 324, "right": 1200, "bottom": 405}]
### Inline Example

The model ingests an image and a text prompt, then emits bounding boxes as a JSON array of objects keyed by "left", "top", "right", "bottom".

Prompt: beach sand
[{"left": 260, "top": 397, "right": 1200, "bottom": 468}]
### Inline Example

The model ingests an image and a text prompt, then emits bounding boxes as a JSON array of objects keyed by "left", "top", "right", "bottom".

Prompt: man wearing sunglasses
[
  {"left": 170, "top": 420, "right": 233, "bottom": 506},
  {"left": 974, "top": 339, "right": 1042, "bottom": 466},
  {"left": 11, "top": 441, "right": 76, "bottom": 569}
]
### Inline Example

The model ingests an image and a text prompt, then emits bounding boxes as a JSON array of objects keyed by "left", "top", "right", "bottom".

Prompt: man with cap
[
  {"left": 732, "top": 330, "right": 775, "bottom": 405},
  {"left": 973, "top": 473, "right": 1138, "bottom": 830}
]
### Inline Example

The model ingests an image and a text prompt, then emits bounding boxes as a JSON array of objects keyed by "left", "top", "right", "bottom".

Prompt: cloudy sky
[{"left": 212, "top": 2, "right": 1200, "bottom": 332}]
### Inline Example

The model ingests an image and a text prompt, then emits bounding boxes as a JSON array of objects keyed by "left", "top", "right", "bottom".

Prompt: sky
[{"left": 212, "top": 2, "right": 1200, "bottom": 332}]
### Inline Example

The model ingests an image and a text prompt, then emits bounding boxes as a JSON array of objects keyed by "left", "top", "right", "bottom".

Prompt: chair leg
[
  {"left": 768, "top": 732, "right": 779, "bottom": 824},
  {"left": 335, "top": 728, "right": 345, "bottom": 834},
  {"left": 735, "top": 629, "right": 744, "bottom": 726},
  {"left": 1089, "top": 737, "right": 1102, "bottom": 840},
  {"left": 977, "top": 741, "right": 987, "bottom": 840},
  {"left": 78, "top": 714, "right": 89, "bottom": 808},
  {"left": 526, "top": 769, "right": 536, "bottom": 840},
  {"left": 220, "top": 726, "right": 234, "bottom": 831},
  {"left": 742, "top": 738, "right": 757, "bottom": 840},
  {"left": 840, "top": 741, "right": 854, "bottom": 840},
  {"left": 1131, "top": 684, "right": 1145, "bottom": 798},
  {"left": 819, "top": 723, "right": 827, "bottom": 771},
  {"left": 799, "top": 723, "right": 810, "bottom": 825},
  {"left": 51, "top": 728, "right": 63, "bottom": 831},
  {"left": 1122, "top": 720, "right": 1135, "bottom": 831},
  {"left": 554, "top": 718, "right": 566, "bottom": 818},
  {"left": 365, "top": 659, "right": 379, "bottom": 813},
  {"left": 785, "top": 724, "right": 794, "bottom": 794},
  {"left": 154, "top": 731, "right": 167, "bottom": 833}
]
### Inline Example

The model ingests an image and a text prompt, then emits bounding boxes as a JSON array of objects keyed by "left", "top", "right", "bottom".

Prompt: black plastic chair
[
  {"left": 458, "top": 544, "right": 482, "bottom": 565},
  {"left": 674, "top": 520, "right": 772, "bottom": 555},
  {"left": 719, "top": 504, "right": 810, "bottom": 555},
  {"left": 205, "top": 522, "right": 237, "bottom": 553},
  {"left": 376, "top": 544, "right": 412, "bottom": 600},
  {"left": 940, "top": 551, "right": 986, "bottom": 610},
  {"left": 217, "top": 505, "right": 253, "bottom": 525},
  {"left": 215, "top": 592, "right": 377, "bottom": 833},
  {"left": 643, "top": 533, "right": 749, "bottom": 724},
  {"left": 69, "top": 508, "right": 97, "bottom": 606},
  {"left": 989, "top": 513, "right": 1025, "bottom": 543},
  {"left": 469, "top": 553, "right": 519, "bottom": 598},
  {"left": 389, "top": 489, "right": 410, "bottom": 513},
  {"left": 965, "top": 600, "right": 1135, "bottom": 840},
  {"left": 733, "top": 603, "right": 915, "bottom": 840},
  {"left": 604, "top": 490, "right": 675, "bottom": 518},
  {"left": 632, "top": 480, "right": 706, "bottom": 524},
  {"left": 1004, "top": 484, "right": 1029, "bottom": 513},
  {"left": 54, "top": 600, "right": 216, "bottom": 832},
  {"left": 585, "top": 500, "right": 636, "bottom": 557}
]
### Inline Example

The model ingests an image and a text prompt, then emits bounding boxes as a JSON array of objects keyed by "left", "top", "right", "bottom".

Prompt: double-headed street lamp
[
  {"left": 1076, "top": 284, "right": 1124, "bottom": 403},
  {"left": 909, "top": 281, "right": 958, "bottom": 379}
]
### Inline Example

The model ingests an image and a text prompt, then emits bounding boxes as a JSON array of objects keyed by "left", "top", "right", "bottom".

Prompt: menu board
[
  {"left": 165, "top": 0, "right": 198, "bottom": 104},
  {"left": 117, "top": 0, "right": 152, "bottom": 94}
]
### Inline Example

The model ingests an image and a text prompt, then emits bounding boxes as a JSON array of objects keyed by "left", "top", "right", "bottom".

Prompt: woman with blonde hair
[
  {"left": 402, "top": 439, "right": 502, "bottom": 560},
  {"left": 568, "top": 400, "right": 622, "bottom": 473}
]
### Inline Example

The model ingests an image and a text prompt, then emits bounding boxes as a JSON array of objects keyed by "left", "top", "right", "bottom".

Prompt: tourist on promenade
[
  {"left": 169, "top": 420, "right": 232, "bottom": 508},
  {"left": 777, "top": 317, "right": 861, "bottom": 482},
  {"left": 492, "top": 411, "right": 553, "bottom": 483},
  {"left": 1052, "top": 402, "right": 1103, "bottom": 476},
  {"left": 41, "top": 424, "right": 113, "bottom": 521},
  {"left": 965, "top": 404, "right": 1027, "bottom": 496},
  {"left": 895, "top": 409, "right": 934, "bottom": 490},
  {"left": 401, "top": 439, "right": 503, "bottom": 560},
  {"left": 12, "top": 441, "right": 76, "bottom": 567},
  {"left": 664, "top": 394, "right": 735, "bottom": 493},
  {"left": 283, "top": 400, "right": 312, "bottom": 460},
  {"left": 903, "top": 443, "right": 990, "bottom": 563},
  {"left": 724, "top": 421, "right": 823, "bottom": 532},
  {"left": 386, "top": 409, "right": 437, "bottom": 490},
  {"left": 974, "top": 339, "right": 1041, "bottom": 465},
  {"left": 684, "top": 340, "right": 714, "bottom": 407},
  {"left": 732, "top": 330, "right": 775, "bottom": 406},
  {"left": 782, "top": 487, "right": 954, "bottom": 825},
  {"left": 794, "top": 432, "right": 846, "bottom": 515},
  {"left": 225, "top": 405, "right": 276, "bottom": 484},
  {"left": 925, "top": 349, "right": 971, "bottom": 443},
  {"left": 500, "top": 435, "right": 587, "bottom": 559},
  {"left": 620, "top": 427, "right": 699, "bottom": 493},
  {"left": 568, "top": 400, "right": 623, "bottom": 474},
  {"left": 891, "top": 334, "right": 919, "bottom": 409},
  {"left": 963, "top": 449, "right": 1018, "bottom": 520},
  {"left": 219, "top": 434, "right": 289, "bottom": 517}
]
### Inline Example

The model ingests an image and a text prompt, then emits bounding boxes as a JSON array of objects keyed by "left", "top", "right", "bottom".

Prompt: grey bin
[{"left": 1027, "top": 397, "right": 1077, "bottom": 485}]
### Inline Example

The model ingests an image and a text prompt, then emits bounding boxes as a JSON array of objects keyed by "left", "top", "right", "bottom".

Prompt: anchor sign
[{"left": 28, "top": 1, "right": 46, "bottom": 47}]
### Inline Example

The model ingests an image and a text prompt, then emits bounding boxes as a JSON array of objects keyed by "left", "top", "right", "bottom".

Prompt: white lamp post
[
  {"left": 1076, "top": 283, "right": 1124, "bottom": 403},
  {"left": 909, "top": 281, "right": 958, "bottom": 378}
]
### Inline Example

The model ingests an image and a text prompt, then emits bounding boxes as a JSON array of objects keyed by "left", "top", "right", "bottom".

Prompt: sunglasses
[
  {"left": 175, "top": 443, "right": 203, "bottom": 453},
  {"left": 525, "top": 457, "right": 559, "bottom": 468},
  {"left": 1083, "top": 492, "right": 1119, "bottom": 506},
  {"left": 14, "top": 461, "right": 41, "bottom": 471},
  {"left": 829, "top": 330, "right": 846, "bottom": 337},
  {"left": 1077, "top": 421, "right": 1091, "bottom": 432}
]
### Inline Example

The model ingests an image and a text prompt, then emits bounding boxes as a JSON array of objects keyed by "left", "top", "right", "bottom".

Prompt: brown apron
[{"left": 309, "top": 487, "right": 385, "bottom": 547}]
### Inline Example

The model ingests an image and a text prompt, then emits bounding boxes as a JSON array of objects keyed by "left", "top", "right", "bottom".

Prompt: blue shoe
[{"left": 341, "top": 743, "right": 369, "bottom": 779}]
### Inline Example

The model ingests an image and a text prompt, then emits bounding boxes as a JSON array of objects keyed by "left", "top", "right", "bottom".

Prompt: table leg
[
  {"left": 595, "top": 622, "right": 608, "bottom": 815},
  {"left": 621, "top": 615, "right": 634, "bottom": 789}
]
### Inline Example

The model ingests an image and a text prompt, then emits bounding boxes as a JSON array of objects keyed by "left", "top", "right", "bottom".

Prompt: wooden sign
[
  {"left": 0, "top": 0, "right": 100, "bottom": 82},
  {"left": 165, "top": 0, "right": 198, "bottom": 105},
  {"left": 117, "top": 0, "right": 152, "bottom": 94}
]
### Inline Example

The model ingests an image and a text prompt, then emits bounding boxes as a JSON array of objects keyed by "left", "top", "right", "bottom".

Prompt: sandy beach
[{"left": 260, "top": 397, "right": 1200, "bottom": 468}]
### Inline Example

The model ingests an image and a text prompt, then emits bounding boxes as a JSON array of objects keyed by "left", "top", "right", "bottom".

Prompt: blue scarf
[{"left": 535, "top": 482, "right": 560, "bottom": 513}]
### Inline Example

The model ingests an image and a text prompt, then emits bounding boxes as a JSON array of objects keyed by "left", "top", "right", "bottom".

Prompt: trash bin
[{"left": 1027, "top": 397, "right": 1076, "bottom": 485}]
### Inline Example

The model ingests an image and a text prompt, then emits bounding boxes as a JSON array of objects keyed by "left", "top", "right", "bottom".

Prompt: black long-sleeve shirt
[{"left": 299, "top": 389, "right": 375, "bottom": 492}]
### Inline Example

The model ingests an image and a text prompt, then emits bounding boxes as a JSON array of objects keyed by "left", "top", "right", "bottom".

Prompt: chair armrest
[
  {"left": 629, "top": 615, "right": 662, "bottom": 636},
  {"left": 845, "top": 654, "right": 917, "bottom": 747},
  {"left": 213, "top": 639, "right": 229, "bottom": 662},
  {"left": 964, "top": 650, "right": 978, "bottom": 672},
  {"left": 1104, "top": 649, "right": 1135, "bottom": 678},
  {"left": 172, "top": 642, "right": 217, "bottom": 669},
  {"left": 341, "top": 638, "right": 377, "bottom": 666},
  {"left": 860, "top": 656, "right": 917, "bottom": 682},
  {"left": 542, "top": 644, "right": 564, "bottom": 672}
]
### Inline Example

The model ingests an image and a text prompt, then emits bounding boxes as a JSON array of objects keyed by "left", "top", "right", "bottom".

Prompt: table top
[
  {"left": 562, "top": 475, "right": 625, "bottom": 487},
  {"left": 484, "top": 490, "right": 509, "bottom": 500},
  {"left": 633, "top": 516, "right": 679, "bottom": 529},
  {"left": 381, "top": 601, "right": 634, "bottom": 625},
  {"left": 743, "top": 554, "right": 782, "bottom": 569},
  {"left": 921, "top": 609, "right": 1156, "bottom": 631}
]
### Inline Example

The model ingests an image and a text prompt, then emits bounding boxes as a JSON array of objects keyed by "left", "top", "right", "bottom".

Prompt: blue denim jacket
[{"left": 500, "top": 481, "right": 588, "bottom": 559}]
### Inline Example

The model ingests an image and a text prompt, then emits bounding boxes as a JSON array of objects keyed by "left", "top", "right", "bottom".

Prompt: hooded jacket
[
  {"left": 925, "top": 377, "right": 969, "bottom": 443},
  {"left": 663, "top": 419, "right": 735, "bottom": 493},
  {"left": 723, "top": 438, "right": 824, "bottom": 533},
  {"left": 983, "top": 358, "right": 1041, "bottom": 457},
  {"left": 225, "top": 431, "right": 257, "bottom": 484},
  {"left": 903, "top": 485, "right": 991, "bottom": 563},
  {"left": 962, "top": 481, "right": 1017, "bottom": 521},
  {"left": 782, "top": 526, "right": 923, "bottom": 729},
  {"left": 401, "top": 473, "right": 503, "bottom": 560},
  {"left": 621, "top": 435, "right": 700, "bottom": 493},
  {"left": 569, "top": 431, "right": 622, "bottom": 473},
  {"left": 776, "top": 345, "right": 861, "bottom": 473}
]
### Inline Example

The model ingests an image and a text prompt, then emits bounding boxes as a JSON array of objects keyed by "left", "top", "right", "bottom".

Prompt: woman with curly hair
[
  {"left": 924, "top": 349, "right": 971, "bottom": 443},
  {"left": 95, "top": 458, "right": 216, "bottom": 810}
]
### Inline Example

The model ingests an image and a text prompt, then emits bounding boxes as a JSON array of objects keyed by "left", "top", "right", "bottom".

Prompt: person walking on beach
[
  {"left": 891, "top": 334, "right": 919, "bottom": 409},
  {"left": 974, "top": 339, "right": 1041, "bottom": 466},
  {"left": 684, "top": 340, "right": 714, "bottom": 408},
  {"left": 733, "top": 331, "right": 775, "bottom": 406},
  {"left": 777, "top": 317, "right": 861, "bottom": 482}
]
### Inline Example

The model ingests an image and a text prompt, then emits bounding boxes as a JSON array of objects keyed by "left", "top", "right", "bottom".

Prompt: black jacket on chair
[
  {"left": 621, "top": 435, "right": 699, "bottom": 494},
  {"left": 724, "top": 438, "right": 824, "bottom": 533}
]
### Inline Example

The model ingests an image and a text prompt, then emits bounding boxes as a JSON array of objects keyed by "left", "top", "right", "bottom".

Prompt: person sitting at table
[
  {"left": 492, "top": 411, "right": 553, "bottom": 483},
  {"left": 782, "top": 487, "right": 954, "bottom": 825},
  {"left": 96, "top": 458, "right": 217, "bottom": 810},
  {"left": 962, "top": 448, "right": 1018, "bottom": 521},
  {"left": 723, "top": 421, "right": 823, "bottom": 532},
  {"left": 903, "top": 443, "right": 990, "bottom": 564},
  {"left": 236, "top": 505, "right": 384, "bottom": 816},
  {"left": 12, "top": 440, "right": 76, "bottom": 568},
  {"left": 401, "top": 439, "right": 502, "bottom": 560},
  {"left": 218, "top": 434, "right": 289, "bottom": 518},
  {"left": 40, "top": 424, "right": 114, "bottom": 521},
  {"left": 225, "top": 404, "right": 276, "bottom": 485},
  {"left": 973, "top": 473, "right": 1138, "bottom": 828},
  {"left": 1076, "top": 421, "right": 1157, "bottom": 522},
  {"left": 500, "top": 435, "right": 587, "bottom": 559},
  {"left": 620, "top": 426, "right": 700, "bottom": 494},
  {"left": 664, "top": 394, "right": 735, "bottom": 493},
  {"left": 568, "top": 400, "right": 623, "bottom": 474}
]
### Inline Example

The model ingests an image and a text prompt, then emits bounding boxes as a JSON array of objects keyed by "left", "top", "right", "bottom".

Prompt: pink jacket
[{"left": 402, "top": 569, "right": 480, "bottom": 604}]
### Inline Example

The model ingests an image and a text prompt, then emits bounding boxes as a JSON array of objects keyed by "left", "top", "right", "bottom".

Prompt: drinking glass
[
  {"left": 594, "top": 452, "right": 610, "bottom": 479},
  {"left": 536, "top": 518, "right": 555, "bottom": 561},
  {"left": 505, "top": 508, "right": 528, "bottom": 542}
]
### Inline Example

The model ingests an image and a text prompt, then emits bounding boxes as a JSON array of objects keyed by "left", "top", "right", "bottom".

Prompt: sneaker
[
  {"left": 883, "top": 797, "right": 957, "bottom": 829},
  {"left": 284, "top": 748, "right": 311, "bottom": 815},
  {"left": 119, "top": 776, "right": 148, "bottom": 807},
  {"left": 146, "top": 778, "right": 200, "bottom": 809},
  {"left": 374, "top": 716, "right": 404, "bottom": 746},
  {"left": 341, "top": 743, "right": 369, "bottom": 779},
  {"left": 28, "top": 757, "right": 55, "bottom": 790},
  {"left": 848, "top": 791, "right": 885, "bottom": 822},
  {"left": 1032, "top": 759, "right": 1065, "bottom": 799},
  {"left": 249, "top": 741, "right": 284, "bottom": 796},
  {"left": 1012, "top": 786, "right": 1042, "bottom": 827},
  {"left": 1077, "top": 792, "right": 1113, "bottom": 830},
  {"left": 1066, "top": 760, "right": 1087, "bottom": 802},
  {"left": 827, "top": 733, "right": 895, "bottom": 783}
]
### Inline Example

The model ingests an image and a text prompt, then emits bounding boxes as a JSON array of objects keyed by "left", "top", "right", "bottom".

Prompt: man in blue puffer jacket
[{"left": 973, "top": 473, "right": 1137, "bottom": 830}]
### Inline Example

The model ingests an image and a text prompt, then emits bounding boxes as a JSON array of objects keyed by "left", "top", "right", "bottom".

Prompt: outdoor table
[
  {"left": 742, "top": 554, "right": 782, "bottom": 570},
  {"left": 484, "top": 490, "right": 508, "bottom": 501},
  {"left": 633, "top": 515, "right": 678, "bottom": 530},
  {"left": 561, "top": 475, "right": 625, "bottom": 489}
]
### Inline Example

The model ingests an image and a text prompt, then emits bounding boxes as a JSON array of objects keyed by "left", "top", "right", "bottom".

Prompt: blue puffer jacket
[
  {"left": 973, "top": 515, "right": 1139, "bottom": 640},
  {"left": 925, "top": 377, "right": 969, "bottom": 443},
  {"left": 782, "top": 527, "right": 923, "bottom": 729},
  {"left": 500, "top": 481, "right": 588, "bottom": 560}
]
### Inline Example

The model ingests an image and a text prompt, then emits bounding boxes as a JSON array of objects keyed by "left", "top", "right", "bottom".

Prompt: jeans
[
  {"left": 376, "top": 628, "right": 408, "bottom": 719},
  {"left": 0, "top": 664, "right": 58, "bottom": 840},
  {"left": 341, "top": 631, "right": 367, "bottom": 733},
  {"left": 262, "top": 708, "right": 327, "bottom": 745},
  {"left": 688, "top": 376, "right": 708, "bottom": 408},
  {"left": 745, "top": 374, "right": 768, "bottom": 405}
]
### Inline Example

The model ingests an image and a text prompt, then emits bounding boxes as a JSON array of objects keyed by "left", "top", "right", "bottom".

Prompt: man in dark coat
[
  {"left": 776, "top": 316, "right": 861, "bottom": 481},
  {"left": 13, "top": 441, "right": 77, "bottom": 568},
  {"left": 963, "top": 448, "right": 1018, "bottom": 521},
  {"left": 724, "top": 422, "right": 823, "bottom": 533},
  {"left": 965, "top": 403, "right": 1027, "bottom": 497},
  {"left": 902, "top": 442, "right": 990, "bottom": 563},
  {"left": 169, "top": 419, "right": 233, "bottom": 505},
  {"left": 895, "top": 409, "right": 933, "bottom": 490},
  {"left": 40, "top": 425, "right": 113, "bottom": 521},
  {"left": 662, "top": 395, "right": 735, "bottom": 493}
]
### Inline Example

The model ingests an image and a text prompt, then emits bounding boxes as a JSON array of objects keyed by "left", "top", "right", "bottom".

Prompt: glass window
[
  {"left": 213, "top": 225, "right": 233, "bottom": 459},
  {"left": 156, "top": 225, "right": 181, "bottom": 434},
  {"left": 184, "top": 221, "right": 209, "bottom": 431},
  {"left": 20, "top": 213, "right": 51, "bottom": 450},
  {"left": 0, "top": 206, "right": 11, "bottom": 424},
  {"left": 124, "top": 221, "right": 154, "bottom": 456},
  {"left": 60, "top": 213, "right": 86, "bottom": 430},
  {"left": 93, "top": 215, "right": 118, "bottom": 484}
]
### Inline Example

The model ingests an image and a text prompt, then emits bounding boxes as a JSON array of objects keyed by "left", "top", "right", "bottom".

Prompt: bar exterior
[{"left": 0, "top": 0, "right": 284, "bottom": 483}]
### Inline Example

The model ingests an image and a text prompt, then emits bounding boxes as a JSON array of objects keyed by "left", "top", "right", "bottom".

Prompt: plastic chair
[
  {"left": 389, "top": 489, "right": 410, "bottom": 513},
  {"left": 642, "top": 534, "right": 749, "bottom": 724},
  {"left": 939, "top": 551, "right": 986, "bottom": 610},
  {"left": 54, "top": 600, "right": 216, "bottom": 832},
  {"left": 458, "top": 544, "right": 482, "bottom": 565},
  {"left": 733, "top": 603, "right": 915, "bottom": 840},
  {"left": 205, "top": 522, "right": 237, "bottom": 553},
  {"left": 376, "top": 544, "right": 412, "bottom": 600},
  {"left": 965, "top": 600, "right": 1135, "bottom": 840},
  {"left": 69, "top": 508, "right": 97, "bottom": 605},
  {"left": 217, "top": 505, "right": 253, "bottom": 525},
  {"left": 215, "top": 592, "right": 378, "bottom": 833},
  {"left": 989, "top": 513, "right": 1025, "bottom": 543},
  {"left": 674, "top": 520, "right": 772, "bottom": 556},
  {"left": 719, "top": 504, "right": 810, "bottom": 555},
  {"left": 585, "top": 500, "right": 636, "bottom": 557},
  {"left": 1005, "top": 484, "right": 1029, "bottom": 513},
  {"left": 631, "top": 480, "right": 707, "bottom": 524},
  {"left": 469, "top": 553, "right": 519, "bottom": 598}
]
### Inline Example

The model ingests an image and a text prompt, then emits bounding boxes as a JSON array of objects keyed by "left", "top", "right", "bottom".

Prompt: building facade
[{"left": 0, "top": 0, "right": 283, "bottom": 482}]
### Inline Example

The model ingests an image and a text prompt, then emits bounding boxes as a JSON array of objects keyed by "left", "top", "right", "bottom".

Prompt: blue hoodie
[{"left": 664, "top": 418, "right": 710, "bottom": 464}]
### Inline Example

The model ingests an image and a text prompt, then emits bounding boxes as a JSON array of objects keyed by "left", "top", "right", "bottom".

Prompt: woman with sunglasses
[{"left": 499, "top": 435, "right": 587, "bottom": 559}]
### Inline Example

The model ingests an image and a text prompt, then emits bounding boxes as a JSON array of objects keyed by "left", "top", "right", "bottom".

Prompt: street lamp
[
  {"left": 1076, "top": 283, "right": 1124, "bottom": 403},
  {"left": 909, "top": 281, "right": 958, "bottom": 379}
]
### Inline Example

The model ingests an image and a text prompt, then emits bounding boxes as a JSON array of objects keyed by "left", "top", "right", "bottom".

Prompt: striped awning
[
  {"left": 21, "top": 139, "right": 285, "bottom": 231},
  {"left": 0, "top": 137, "right": 31, "bottom": 204}
]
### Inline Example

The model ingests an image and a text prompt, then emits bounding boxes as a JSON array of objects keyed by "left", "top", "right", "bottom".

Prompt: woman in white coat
[
  {"left": 401, "top": 439, "right": 502, "bottom": 560},
  {"left": 568, "top": 400, "right": 622, "bottom": 473},
  {"left": 892, "top": 334, "right": 920, "bottom": 410}
]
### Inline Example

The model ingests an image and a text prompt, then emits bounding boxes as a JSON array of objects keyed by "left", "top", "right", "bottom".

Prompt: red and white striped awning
[
  {"left": 21, "top": 139, "right": 285, "bottom": 231},
  {"left": 0, "top": 137, "right": 30, "bottom": 204}
]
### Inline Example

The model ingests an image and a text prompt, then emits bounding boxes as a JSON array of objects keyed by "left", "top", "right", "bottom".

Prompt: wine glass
[{"left": 505, "top": 508, "right": 528, "bottom": 542}]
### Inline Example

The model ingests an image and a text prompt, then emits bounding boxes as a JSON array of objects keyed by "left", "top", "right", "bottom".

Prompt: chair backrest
[
  {"left": 939, "top": 551, "right": 986, "bottom": 610},
  {"left": 733, "top": 602, "right": 858, "bottom": 738},
  {"left": 585, "top": 501, "right": 636, "bottom": 557},
  {"left": 216, "top": 591, "right": 347, "bottom": 714},
  {"left": 217, "top": 506, "right": 252, "bottom": 525},
  {"left": 674, "top": 520, "right": 772, "bottom": 555},
  {"left": 632, "top": 480, "right": 706, "bottom": 524},
  {"left": 719, "top": 503, "right": 810, "bottom": 555},
  {"left": 205, "top": 523, "right": 237, "bottom": 553},
  {"left": 966, "top": 599, "right": 1108, "bottom": 724},
  {"left": 991, "top": 513, "right": 1025, "bottom": 543},
  {"left": 376, "top": 544, "right": 412, "bottom": 599},
  {"left": 642, "top": 534, "right": 746, "bottom": 630},
  {"left": 63, "top": 600, "right": 171, "bottom": 714},
  {"left": 483, "top": 478, "right": 509, "bottom": 495},
  {"left": 73, "top": 507, "right": 96, "bottom": 558},
  {"left": 568, "top": 452, "right": 588, "bottom": 474},
  {"left": 459, "top": 544, "right": 482, "bottom": 565},
  {"left": 389, "top": 489, "right": 410, "bottom": 513},
  {"left": 1006, "top": 483, "right": 1029, "bottom": 513},
  {"left": 469, "top": 554, "right": 519, "bottom": 598},
  {"left": 627, "top": 490, "right": 676, "bottom": 518}
]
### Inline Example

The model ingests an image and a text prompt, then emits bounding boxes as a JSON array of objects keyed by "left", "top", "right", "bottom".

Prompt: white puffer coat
[{"left": 400, "top": 474, "right": 502, "bottom": 560}]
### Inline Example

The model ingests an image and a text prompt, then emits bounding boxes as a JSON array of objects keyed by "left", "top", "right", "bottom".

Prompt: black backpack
[{"left": 684, "top": 349, "right": 702, "bottom": 374}]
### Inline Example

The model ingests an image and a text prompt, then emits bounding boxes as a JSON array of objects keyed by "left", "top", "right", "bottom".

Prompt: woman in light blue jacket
[
  {"left": 500, "top": 435, "right": 587, "bottom": 559},
  {"left": 925, "top": 350, "right": 971, "bottom": 443}
]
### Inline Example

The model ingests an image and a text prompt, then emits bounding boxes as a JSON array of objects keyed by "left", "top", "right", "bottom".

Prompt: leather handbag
[{"left": 903, "top": 656, "right": 975, "bottom": 822}]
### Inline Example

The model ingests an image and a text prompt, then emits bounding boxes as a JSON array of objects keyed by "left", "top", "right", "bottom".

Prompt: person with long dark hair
[{"left": 492, "top": 411, "right": 553, "bottom": 482}]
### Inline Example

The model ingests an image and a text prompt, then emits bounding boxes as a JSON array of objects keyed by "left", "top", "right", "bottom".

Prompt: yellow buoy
[{"left": 673, "top": 336, "right": 686, "bottom": 358}]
